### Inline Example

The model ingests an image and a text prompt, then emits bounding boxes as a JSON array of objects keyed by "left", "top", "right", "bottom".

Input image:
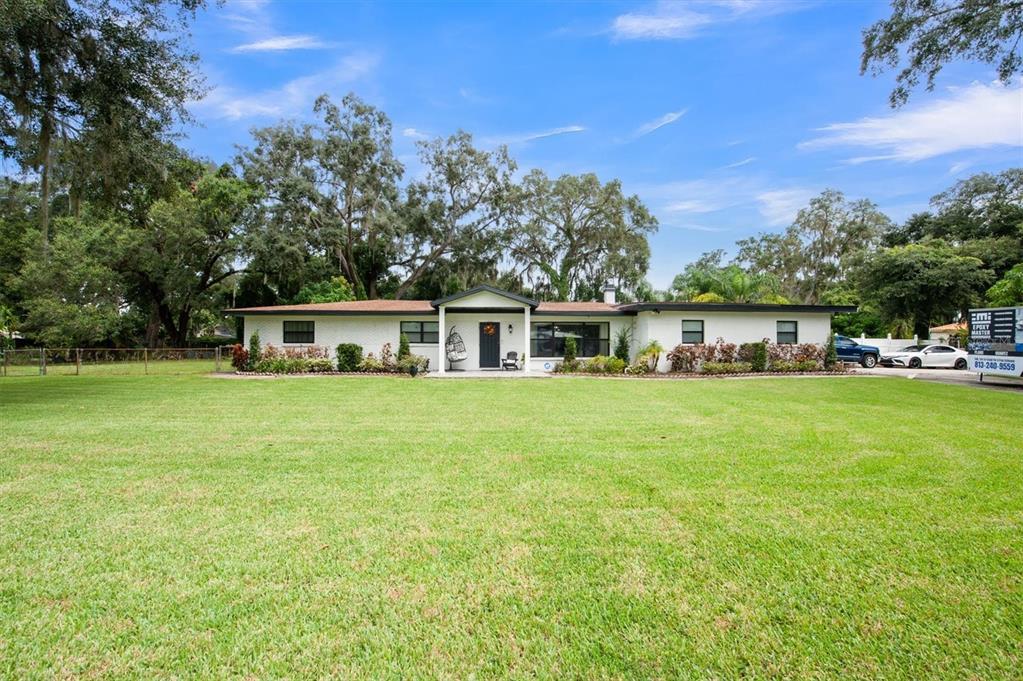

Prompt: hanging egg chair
[{"left": 445, "top": 326, "right": 468, "bottom": 370}]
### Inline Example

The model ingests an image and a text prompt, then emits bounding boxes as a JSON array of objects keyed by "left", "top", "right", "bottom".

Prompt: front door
[{"left": 479, "top": 321, "right": 500, "bottom": 368}]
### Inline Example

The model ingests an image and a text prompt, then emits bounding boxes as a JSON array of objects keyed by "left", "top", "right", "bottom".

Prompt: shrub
[
  {"left": 613, "top": 326, "right": 631, "bottom": 362},
  {"left": 564, "top": 336, "right": 577, "bottom": 363},
  {"left": 625, "top": 360, "right": 650, "bottom": 374},
  {"left": 738, "top": 342, "right": 755, "bottom": 363},
  {"left": 710, "top": 337, "right": 739, "bottom": 363},
  {"left": 667, "top": 344, "right": 701, "bottom": 372},
  {"left": 358, "top": 354, "right": 385, "bottom": 372},
  {"left": 767, "top": 341, "right": 824, "bottom": 370},
  {"left": 397, "top": 354, "right": 430, "bottom": 374},
  {"left": 751, "top": 342, "right": 767, "bottom": 372},
  {"left": 824, "top": 334, "right": 837, "bottom": 370},
  {"left": 247, "top": 330, "right": 262, "bottom": 370},
  {"left": 254, "top": 357, "right": 311, "bottom": 374},
  {"left": 553, "top": 358, "right": 581, "bottom": 373},
  {"left": 771, "top": 359, "right": 820, "bottom": 372},
  {"left": 702, "top": 361, "right": 753, "bottom": 374},
  {"left": 583, "top": 355, "right": 608, "bottom": 373},
  {"left": 398, "top": 333, "right": 411, "bottom": 360},
  {"left": 307, "top": 358, "right": 335, "bottom": 373},
  {"left": 230, "top": 343, "right": 249, "bottom": 371},
  {"left": 191, "top": 335, "right": 238, "bottom": 348},
  {"left": 605, "top": 356, "right": 627, "bottom": 373},
  {"left": 336, "top": 343, "right": 363, "bottom": 372},
  {"left": 638, "top": 340, "right": 664, "bottom": 372}
]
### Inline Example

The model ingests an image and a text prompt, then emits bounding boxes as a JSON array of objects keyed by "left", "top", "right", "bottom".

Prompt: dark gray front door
[{"left": 479, "top": 322, "right": 500, "bottom": 368}]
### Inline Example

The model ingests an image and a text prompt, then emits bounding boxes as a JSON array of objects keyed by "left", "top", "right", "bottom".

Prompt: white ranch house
[{"left": 228, "top": 285, "right": 854, "bottom": 373}]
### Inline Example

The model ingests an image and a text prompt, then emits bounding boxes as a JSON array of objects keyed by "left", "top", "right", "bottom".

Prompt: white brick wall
[
  {"left": 241, "top": 309, "right": 834, "bottom": 373},
  {"left": 635, "top": 311, "right": 833, "bottom": 372}
]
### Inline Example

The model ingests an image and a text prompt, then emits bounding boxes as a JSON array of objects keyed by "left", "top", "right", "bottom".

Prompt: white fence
[{"left": 856, "top": 335, "right": 922, "bottom": 355}]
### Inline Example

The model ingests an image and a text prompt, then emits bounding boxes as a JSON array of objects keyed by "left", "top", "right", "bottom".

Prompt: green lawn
[{"left": 1, "top": 375, "right": 1020, "bottom": 678}]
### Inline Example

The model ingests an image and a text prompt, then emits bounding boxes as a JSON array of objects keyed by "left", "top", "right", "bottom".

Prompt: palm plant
[{"left": 685, "top": 266, "right": 790, "bottom": 304}]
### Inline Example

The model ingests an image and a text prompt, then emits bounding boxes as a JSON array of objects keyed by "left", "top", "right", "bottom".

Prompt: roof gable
[{"left": 431, "top": 285, "right": 538, "bottom": 309}]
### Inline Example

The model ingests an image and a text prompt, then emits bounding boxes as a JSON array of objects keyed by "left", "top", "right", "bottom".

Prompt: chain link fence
[{"left": 1, "top": 347, "right": 224, "bottom": 377}]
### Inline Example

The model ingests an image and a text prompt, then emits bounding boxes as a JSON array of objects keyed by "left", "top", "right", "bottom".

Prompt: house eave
[
  {"left": 225, "top": 309, "right": 437, "bottom": 317},
  {"left": 616, "top": 303, "right": 858, "bottom": 314}
]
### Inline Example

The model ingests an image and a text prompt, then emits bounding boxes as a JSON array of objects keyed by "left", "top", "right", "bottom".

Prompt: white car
[{"left": 880, "top": 344, "right": 969, "bottom": 370}]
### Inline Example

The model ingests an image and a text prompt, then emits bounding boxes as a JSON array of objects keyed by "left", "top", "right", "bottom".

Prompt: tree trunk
[
  {"left": 144, "top": 304, "right": 162, "bottom": 348},
  {"left": 38, "top": 114, "right": 52, "bottom": 256}
]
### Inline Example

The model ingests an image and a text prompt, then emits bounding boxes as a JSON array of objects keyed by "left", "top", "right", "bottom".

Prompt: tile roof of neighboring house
[{"left": 929, "top": 322, "right": 967, "bottom": 333}]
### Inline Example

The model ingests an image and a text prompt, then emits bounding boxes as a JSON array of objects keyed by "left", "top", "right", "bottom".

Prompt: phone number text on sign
[{"left": 970, "top": 356, "right": 1022, "bottom": 376}]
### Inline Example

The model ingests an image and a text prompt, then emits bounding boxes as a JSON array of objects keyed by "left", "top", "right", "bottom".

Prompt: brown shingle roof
[
  {"left": 226, "top": 299, "right": 434, "bottom": 314},
  {"left": 227, "top": 298, "right": 626, "bottom": 315}
]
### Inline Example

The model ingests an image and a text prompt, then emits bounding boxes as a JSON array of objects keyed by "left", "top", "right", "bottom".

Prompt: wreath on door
[{"left": 482, "top": 323, "right": 496, "bottom": 336}]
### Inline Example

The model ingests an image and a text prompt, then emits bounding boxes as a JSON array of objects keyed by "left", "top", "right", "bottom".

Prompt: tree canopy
[
  {"left": 862, "top": 0, "right": 1023, "bottom": 106},
  {"left": 508, "top": 170, "right": 656, "bottom": 301}
]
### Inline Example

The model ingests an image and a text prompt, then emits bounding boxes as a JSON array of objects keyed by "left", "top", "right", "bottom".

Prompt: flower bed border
[
  {"left": 554, "top": 369, "right": 851, "bottom": 379},
  {"left": 232, "top": 370, "right": 422, "bottom": 377}
]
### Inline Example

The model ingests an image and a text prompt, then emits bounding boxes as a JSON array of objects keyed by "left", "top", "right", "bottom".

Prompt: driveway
[{"left": 855, "top": 366, "right": 1023, "bottom": 392}]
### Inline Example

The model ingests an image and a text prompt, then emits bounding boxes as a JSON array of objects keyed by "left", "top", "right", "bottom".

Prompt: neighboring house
[
  {"left": 928, "top": 322, "right": 967, "bottom": 345},
  {"left": 226, "top": 285, "right": 854, "bottom": 373}
]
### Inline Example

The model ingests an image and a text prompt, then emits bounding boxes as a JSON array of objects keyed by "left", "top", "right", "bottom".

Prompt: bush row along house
[{"left": 227, "top": 285, "right": 855, "bottom": 373}]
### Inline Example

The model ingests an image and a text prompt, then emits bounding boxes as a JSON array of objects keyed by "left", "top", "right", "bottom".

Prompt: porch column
[
  {"left": 523, "top": 306, "right": 530, "bottom": 372},
  {"left": 437, "top": 305, "right": 445, "bottom": 374}
]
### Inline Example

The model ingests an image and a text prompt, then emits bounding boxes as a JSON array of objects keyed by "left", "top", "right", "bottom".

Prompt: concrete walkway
[
  {"left": 426, "top": 369, "right": 552, "bottom": 379},
  {"left": 855, "top": 366, "right": 1023, "bottom": 392}
]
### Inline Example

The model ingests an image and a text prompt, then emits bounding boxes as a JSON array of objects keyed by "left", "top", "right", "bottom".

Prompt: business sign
[
  {"left": 968, "top": 354, "right": 1023, "bottom": 378},
  {"left": 968, "top": 307, "right": 1023, "bottom": 353},
  {"left": 968, "top": 306, "right": 1023, "bottom": 378}
]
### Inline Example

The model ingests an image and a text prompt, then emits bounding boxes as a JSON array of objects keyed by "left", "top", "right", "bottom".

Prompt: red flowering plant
[{"left": 230, "top": 344, "right": 249, "bottom": 371}]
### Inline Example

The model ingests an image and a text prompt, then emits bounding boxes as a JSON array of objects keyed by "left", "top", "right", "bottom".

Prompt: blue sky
[{"left": 184, "top": 0, "right": 1023, "bottom": 288}]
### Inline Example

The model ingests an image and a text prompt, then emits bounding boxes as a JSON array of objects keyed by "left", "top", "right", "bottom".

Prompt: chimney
[{"left": 603, "top": 282, "right": 617, "bottom": 306}]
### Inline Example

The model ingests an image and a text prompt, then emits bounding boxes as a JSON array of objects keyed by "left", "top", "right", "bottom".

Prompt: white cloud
[
  {"left": 634, "top": 109, "right": 687, "bottom": 137},
  {"left": 610, "top": 1, "right": 803, "bottom": 41},
  {"left": 194, "top": 52, "right": 379, "bottom": 120},
  {"left": 485, "top": 125, "right": 586, "bottom": 145},
  {"left": 756, "top": 189, "right": 816, "bottom": 226},
  {"left": 723, "top": 156, "right": 757, "bottom": 169},
  {"left": 223, "top": 2, "right": 334, "bottom": 54},
  {"left": 665, "top": 198, "right": 718, "bottom": 213},
  {"left": 799, "top": 81, "right": 1023, "bottom": 163},
  {"left": 524, "top": 125, "right": 586, "bottom": 141},
  {"left": 231, "top": 35, "right": 333, "bottom": 52},
  {"left": 641, "top": 177, "right": 816, "bottom": 225},
  {"left": 948, "top": 161, "right": 973, "bottom": 175},
  {"left": 613, "top": 10, "right": 712, "bottom": 40},
  {"left": 402, "top": 127, "right": 430, "bottom": 139}
]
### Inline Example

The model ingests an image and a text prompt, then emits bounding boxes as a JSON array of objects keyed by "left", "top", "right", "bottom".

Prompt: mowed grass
[
  {"left": 3, "top": 358, "right": 218, "bottom": 377},
  {"left": 1, "top": 374, "right": 1021, "bottom": 679}
]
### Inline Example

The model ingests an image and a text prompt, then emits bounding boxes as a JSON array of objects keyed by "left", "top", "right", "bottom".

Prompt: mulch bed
[
  {"left": 219, "top": 371, "right": 419, "bottom": 378},
  {"left": 554, "top": 370, "right": 853, "bottom": 379}
]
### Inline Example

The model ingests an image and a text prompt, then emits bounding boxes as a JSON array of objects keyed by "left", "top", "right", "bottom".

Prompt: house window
[
  {"left": 400, "top": 321, "right": 439, "bottom": 343},
  {"left": 681, "top": 320, "right": 704, "bottom": 344},
  {"left": 283, "top": 320, "right": 314, "bottom": 344},
  {"left": 530, "top": 323, "right": 609, "bottom": 357},
  {"left": 776, "top": 320, "right": 798, "bottom": 344}
]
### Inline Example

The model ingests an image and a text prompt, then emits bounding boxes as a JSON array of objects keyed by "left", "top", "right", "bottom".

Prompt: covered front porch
[{"left": 432, "top": 286, "right": 535, "bottom": 375}]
